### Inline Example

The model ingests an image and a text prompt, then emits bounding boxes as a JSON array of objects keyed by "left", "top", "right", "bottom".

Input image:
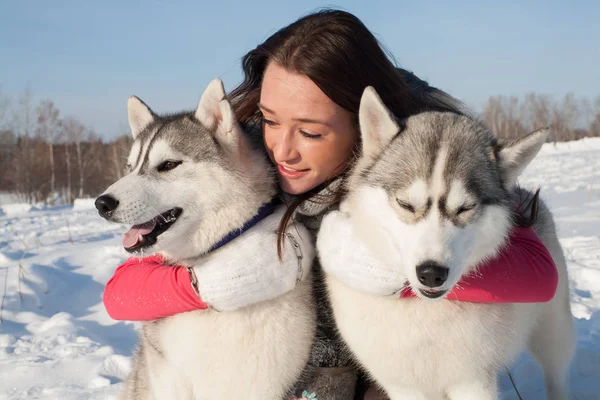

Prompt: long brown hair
[{"left": 228, "top": 9, "right": 465, "bottom": 256}]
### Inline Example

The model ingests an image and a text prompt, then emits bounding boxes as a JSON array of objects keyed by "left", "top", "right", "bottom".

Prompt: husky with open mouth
[
  {"left": 318, "top": 87, "right": 575, "bottom": 400},
  {"left": 96, "top": 79, "right": 315, "bottom": 399}
]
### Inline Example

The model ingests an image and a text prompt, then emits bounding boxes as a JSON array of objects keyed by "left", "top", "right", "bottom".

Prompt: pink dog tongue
[{"left": 123, "top": 220, "right": 156, "bottom": 248}]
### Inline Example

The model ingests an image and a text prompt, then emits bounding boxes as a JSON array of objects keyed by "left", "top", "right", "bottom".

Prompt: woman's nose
[{"left": 273, "top": 130, "right": 301, "bottom": 162}]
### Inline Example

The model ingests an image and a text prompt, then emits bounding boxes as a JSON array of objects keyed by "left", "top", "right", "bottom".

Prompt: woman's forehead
[{"left": 260, "top": 63, "right": 342, "bottom": 121}]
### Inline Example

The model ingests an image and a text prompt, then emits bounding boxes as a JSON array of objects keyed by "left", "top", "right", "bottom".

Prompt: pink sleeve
[
  {"left": 103, "top": 255, "right": 208, "bottom": 321},
  {"left": 400, "top": 227, "right": 559, "bottom": 303}
]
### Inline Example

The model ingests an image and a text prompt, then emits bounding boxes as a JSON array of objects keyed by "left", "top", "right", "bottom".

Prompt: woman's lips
[{"left": 277, "top": 164, "right": 310, "bottom": 179}]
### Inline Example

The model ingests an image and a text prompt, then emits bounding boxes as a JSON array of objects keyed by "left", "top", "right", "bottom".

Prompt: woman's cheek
[
  {"left": 262, "top": 128, "right": 276, "bottom": 160},
  {"left": 310, "top": 142, "right": 339, "bottom": 177}
]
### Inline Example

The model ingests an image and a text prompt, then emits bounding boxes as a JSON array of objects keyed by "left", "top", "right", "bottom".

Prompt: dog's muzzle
[{"left": 94, "top": 194, "right": 183, "bottom": 253}]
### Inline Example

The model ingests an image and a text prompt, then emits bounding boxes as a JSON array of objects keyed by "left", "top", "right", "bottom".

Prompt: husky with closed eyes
[
  {"left": 318, "top": 87, "right": 574, "bottom": 400},
  {"left": 95, "top": 79, "right": 315, "bottom": 399}
]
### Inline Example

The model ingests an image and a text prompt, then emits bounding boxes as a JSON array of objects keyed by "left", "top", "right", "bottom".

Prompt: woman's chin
[
  {"left": 280, "top": 182, "right": 308, "bottom": 195},
  {"left": 279, "top": 177, "right": 320, "bottom": 195}
]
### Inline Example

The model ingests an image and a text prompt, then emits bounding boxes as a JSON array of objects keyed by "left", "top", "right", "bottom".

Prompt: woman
[{"left": 103, "top": 9, "right": 558, "bottom": 400}]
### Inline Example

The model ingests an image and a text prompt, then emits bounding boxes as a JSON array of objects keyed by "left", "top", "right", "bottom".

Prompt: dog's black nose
[
  {"left": 416, "top": 261, "right": 448, "bottom": 288},
  {"left": 95, "top": 195, "right": 119, "bottom": 218}
]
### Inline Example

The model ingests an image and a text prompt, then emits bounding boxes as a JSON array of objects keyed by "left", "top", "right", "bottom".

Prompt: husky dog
[
  {"left": 318, "top": 87, "right": 574, "bottom": 400},
  {"left": 96, "top": 79, "right": 315, "bottom": 399}
]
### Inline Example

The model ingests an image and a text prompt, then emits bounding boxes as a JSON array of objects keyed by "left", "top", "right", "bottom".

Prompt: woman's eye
[
  {"left": 157, "top": 160, "right": 182, "bottom": 172},
  {"left": 300, "top": 130, "right": 322, "bottom": 139},
  {"left": 397, "top": 200, "right": 415, "bottom": 213},
  {"left": 262, "top": 118, "right": 277, "bottom": 126},
  {"left": 456, "top": 204, "right": 476, "bottom": 215}
]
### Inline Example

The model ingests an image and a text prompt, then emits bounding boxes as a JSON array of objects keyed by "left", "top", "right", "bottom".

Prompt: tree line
[
  {"left": 482, "top": 93, "right": 600, "bottom": 141},
  {"left": 0, "top": 89, "right": 131, "bottom": 204},
  {"left": 0, "top": 88, "right": 598, "bottom": 205}
]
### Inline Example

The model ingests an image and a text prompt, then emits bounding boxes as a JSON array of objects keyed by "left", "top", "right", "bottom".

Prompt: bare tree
[
  {"left": 60, "top": 117, "right": 86, "bottom": 203},
  {"left": 108, "top": 133, "right": 132, "bottom": 181},
  {"left": 482, "top": 96, "right": 502, "bottom": 138},
  {"left": 75, "top": 127, "right": 87, "bottom": 198},
  {"left": 0, "top": 88, "right": 11, "bottom": 129},
  {"left": 561, "top": 93, "right": 579, "bottom": 141},
  {"left": 72, "top": 127, "right": 104, "bottom": 198},
  {"left": 590, "top": 96, "right": 600, "bottom": 137},
  {"left": 0, "top": 130, "right": 16, "bottom": 190},
  {"left": 522, "top": 93, "right": 551, "bottom": 132},
  {"left": 35, "top": 100, "right": 61, "bottom": 204},
  {"left": 482, "top": 95, "right": 525, "bottom": 139},
  {"left": 10, "top": 87, "right": 37, "bottom": 202}
]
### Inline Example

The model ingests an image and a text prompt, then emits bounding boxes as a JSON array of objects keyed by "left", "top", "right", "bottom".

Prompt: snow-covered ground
[{"left": 1, "top": 138, "right": 599, "bottom": 399}]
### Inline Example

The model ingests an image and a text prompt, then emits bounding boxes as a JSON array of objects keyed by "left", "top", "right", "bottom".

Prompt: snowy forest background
[{"left": 0, "top": 87, "right": 599, "bottom": 205}]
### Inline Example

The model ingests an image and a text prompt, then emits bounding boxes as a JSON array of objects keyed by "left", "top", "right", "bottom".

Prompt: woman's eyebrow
[
  {"left": 258, "top": 103, "right": 331, "bottom": 127},
  {"left": 258, "top": 103, "right": 275, "bottom": 113},
  {"left": 294, "top": 117, "right": 331, "bottom": 127}
]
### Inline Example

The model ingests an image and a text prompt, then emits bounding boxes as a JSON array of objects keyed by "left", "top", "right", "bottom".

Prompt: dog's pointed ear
[
  {"left": 496, "top": 128, "right": 548, "bottom": 188},
  {"left": 128, "top": 96, "right": 155, "bottom": 139},
  {"left": 359, "top": 86, "right": 399, "bottom": 160},
  {"left": 195, "top": 78, "right": 240, "bottom": 149}
]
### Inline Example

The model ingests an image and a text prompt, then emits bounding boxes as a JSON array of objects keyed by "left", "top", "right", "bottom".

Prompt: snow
[
  {"left": 1, "top": 138, "right": 600, "bottom": 399},
  {"left": 0, "top": 204, "right": 33, "bottom": 217},
  {"left": 72, "top": 199, "right": 97, "bottom": 212},
  {"left": 0, "top": 192, "right": 23, "bottom": 206}
]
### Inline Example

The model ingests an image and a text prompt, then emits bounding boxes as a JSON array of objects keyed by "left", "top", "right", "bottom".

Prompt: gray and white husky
[
  {"left": 96, "top": 79, "right": 315, "bottom": 399},
  {"left": 318, "top": 87, "right": 574, "bottom": 400}
]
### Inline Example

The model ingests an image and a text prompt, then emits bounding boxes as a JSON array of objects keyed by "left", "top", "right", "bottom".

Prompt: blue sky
[{"left": 0, "top": 0, "right": 598, "bottom": 140}]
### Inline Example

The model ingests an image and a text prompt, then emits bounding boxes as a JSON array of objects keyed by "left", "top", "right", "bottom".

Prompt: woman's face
[{"left": 260, "top": 63, "right": 358, "bottom": 195}]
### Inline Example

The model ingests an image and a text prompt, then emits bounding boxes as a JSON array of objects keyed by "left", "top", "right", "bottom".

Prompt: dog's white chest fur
[
  {"left": 327, "top": 277, "right": 537, "bottom": 399},
  {"left": 143, "top": 281, "right": 314, "bottom": 400}
]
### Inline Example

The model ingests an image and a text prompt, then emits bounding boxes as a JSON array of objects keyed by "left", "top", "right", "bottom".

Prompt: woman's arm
[
  {"left": 103, "top": 255, "right": 208, "bottom": 320},
  {"left": 103, "top": 212, "right": 314, "bottom": 321},
  {"left": 317, "top": 211, "right": 558, "bottom": 303},
  {"left": 436, "top": 226, "right": 558, "bottom": 302}
]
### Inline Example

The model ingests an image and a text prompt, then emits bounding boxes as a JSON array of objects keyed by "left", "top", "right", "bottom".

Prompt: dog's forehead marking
[
  {"left": 429, "top": 146, "right": 448, "bottom": 198},
  {"left": 135, "top": 136, "right": 152, "bottom": 173},
  {"left": 130, "top": 123, "right": 161, "bottom": 174},
  {"left": 138, "top": 121, "right": 173, "bottom": 174}
]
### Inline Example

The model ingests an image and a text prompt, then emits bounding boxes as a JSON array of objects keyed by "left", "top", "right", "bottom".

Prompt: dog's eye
[
  {"left": 397, "top": 200, "right": 415, "bottom": 213},
  {"left": 125, "top": 164, "right": 132, "bottom": 172},
  {"left": 157, "top": 160, "right": 182, "bottom": 172},
  {"left": 456, "top": 204, "right": 476, "bottom": 215}
]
